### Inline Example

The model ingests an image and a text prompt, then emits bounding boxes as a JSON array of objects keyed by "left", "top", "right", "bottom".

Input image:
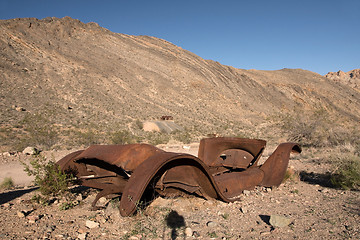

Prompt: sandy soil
[{"left": 0, "top": 144, "right": 359, "bottom": 239}]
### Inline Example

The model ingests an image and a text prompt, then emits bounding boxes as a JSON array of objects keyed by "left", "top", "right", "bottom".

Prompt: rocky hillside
[
  {"left": 1, "top": 17, "right": 359, "bottom": 149},
  {"left": 325, "top": 69, "right": 360, "bottom": 90}
]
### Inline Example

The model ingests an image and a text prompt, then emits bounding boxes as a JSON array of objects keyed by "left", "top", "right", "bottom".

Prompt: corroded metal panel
[{"left": 57, "top": 137, "right": 301, "bottom": 216}]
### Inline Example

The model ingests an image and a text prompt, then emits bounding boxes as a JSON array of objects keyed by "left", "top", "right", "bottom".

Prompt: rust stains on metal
[{"left": 57, "top": 137, "right": 301, "bottom": 216}]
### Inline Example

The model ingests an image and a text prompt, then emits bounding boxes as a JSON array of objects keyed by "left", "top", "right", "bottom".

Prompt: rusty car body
[{"left": 57, "top": 137, "right": 301, "bottom": 216}]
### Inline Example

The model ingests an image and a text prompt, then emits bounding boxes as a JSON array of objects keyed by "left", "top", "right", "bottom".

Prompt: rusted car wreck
[{"left": 57, "top": 137, "right": 301, "bottom": 217}]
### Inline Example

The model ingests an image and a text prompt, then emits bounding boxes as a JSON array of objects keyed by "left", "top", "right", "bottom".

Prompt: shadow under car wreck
[{"left": 57, "top": 137, "right": 301, "bottom": 217}]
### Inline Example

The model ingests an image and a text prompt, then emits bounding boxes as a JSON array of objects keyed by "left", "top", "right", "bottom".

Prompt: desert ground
[{"left": 1, "top": 143, "right": 359, "bottom": 240}]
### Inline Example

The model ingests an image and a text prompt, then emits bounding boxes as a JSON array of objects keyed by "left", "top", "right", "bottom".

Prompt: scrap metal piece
[{"left": 57, "top": 137, "right": 301, "bottom": 216}]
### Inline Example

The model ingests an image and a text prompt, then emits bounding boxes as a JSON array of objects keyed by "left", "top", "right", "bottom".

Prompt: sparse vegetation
[
  {"left": 145, "top": 132, "right": 171, "bottom": 145},
  {"left": 0, "top": 177, "right": 14, "bottom": 190},
  {"left": 207, "top": 231, "right": 218, "bottom": 238},
  {"left": 283, "top": 167, "right": 299, "bottom": 183},
  {"left": 18, "top": 113, "right": 59, "bottom": 150},
  {"left": 278, "top": 108, "right": 360, "bottom": 148},
  {"left": 330, "top": 154, "right": 360, "bottom": 190},
  {"left": 59, "top": 201, "right": 79, "bottom": 210},
  {"left": 171, "top": 130, "right": 192, "bottom": 144},
  {"left": 111, "top": 130, "right": 139, "bottom": 144},
  {"left": 22, "top": 154, "right": 73, "bottom": 197}
]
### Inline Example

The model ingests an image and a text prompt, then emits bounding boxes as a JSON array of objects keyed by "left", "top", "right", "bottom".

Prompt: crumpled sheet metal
[{"left": 57, "top": 137, "right": 301, "bottom": 216}]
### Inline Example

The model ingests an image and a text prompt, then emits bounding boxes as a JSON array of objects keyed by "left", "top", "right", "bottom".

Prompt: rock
[
  {"left": 319, "top": 188, "right": 329, "bottom": 193},
  {"left": 27, "top": 215, "right": 40, "bottom": 223},
  {"left": 1, "top": 152, "right": 11, "bottom": 157},
  {"left": 77, "top": 232, "right": 87, "bottom": 240},
  {"left": 23, "top": 147, "right": 39, "bottom": 155},
  {"left": 185, "top": 227, "right": 193, "bottom": 237},
  {"left": 206, "top": 221, "right": 217, "bottom": 227},
  {"left": 269, "top": 215, "right": 292, "bottom": 228},
  {"left": 85, "top": 220, "right": 99, "bottom": 229},
  {"left": 192, "top": 231, "right": 200, "bottom": 237},
  {"left": 260, "top": 231, "right": 271, "bottom": 235},
  {"left": 240, "top": 206, "right": 248, "bottom": 214},
  {"left": 98, "top": 197, "right": 107, "bottom": 204},
  {"left": 2, "top": 203, "right": 11, "bottom": 208},
  {"left": 78, "top": 228, "right": 87, "bottom": 234},
  {"left": 76, "top": 194, "right": 83, "bottom": 201},
  {"left": 96, "top": 215, "right": 107, "bottom": 224},
  {"left": 243, "top": 190, "right": 251, "bottom": 196},
  {"left": 17, "top": 211, "right": 26, "bottom": 218},
  {"left": 15, "top": 106, "right": 26, "bottom": 112}
]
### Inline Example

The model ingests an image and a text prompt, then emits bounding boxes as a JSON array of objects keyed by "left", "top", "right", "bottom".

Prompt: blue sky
[{"left": 1, "top": 0, "right": 359, "bottom": 75}]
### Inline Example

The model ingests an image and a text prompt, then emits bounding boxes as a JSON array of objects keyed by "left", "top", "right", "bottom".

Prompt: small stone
[
  {"left": 192, "top": 231, "right": 200, "bottom": 237},
  {"left": 243, "top": 190, "right": 251, "bottom": 196},
  {"left": 98, "top": 197, "right": 107, "bottom": 204},
  {"left": 77, "top": 233, "right": 87, "bottom": 240},
  {"left": 55, "top": 234, "right": 64, "bottom": 238},
  {"left": 3, "top": 203, "right": 11, "bottom": 208},
  {"left": 27, "top": 215, "right": 40, "bottom": 223},
  {"left": 15, "top": 106, "right": 26, "bottom": 112},
  {"left": 269, "top": 215, "right": 292, "bottom": 228},
  {"left": 129, "top": 236, "right": 139, "bottom": 240},
  {"left": 240, "top": 206, "right": 248, "bottom": 214},
  {"left": 206, "top": 221, "right": 217, "bottom": 227},
  {"left": 96, "top": 216, "right": 107, "bottom": 224},
  {"left": 2, "top": 152, "right": 11, "bottom": 157},
  {"left": 76, "top": 194, "right": 83, "bottom": 201},
  {"left": 266, "top": 187, "right": 272, "bottom": 192},
  {"left": 17, "top": 211, "right": 26, "bottom": 218},
  {"left": 86, "top": 220, "right": 99, "bottom": 229},
  {"left": 185, "top": 227, "right": 193, "bottom": 237},
  {"left": 23, "top": 147, "right": 38, "bottom": 155},
  {"left": 78, "top": 228, "right": 87, "bottom": 234}
]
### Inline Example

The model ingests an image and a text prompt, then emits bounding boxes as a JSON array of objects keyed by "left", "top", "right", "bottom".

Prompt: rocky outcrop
[{"left": 325, "top": 69, "right": 360, "bottom": 89}]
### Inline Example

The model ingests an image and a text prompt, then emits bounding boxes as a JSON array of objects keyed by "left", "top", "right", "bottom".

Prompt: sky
[{"left": 1, "top": 0, "right": 359, "bottom": 75}]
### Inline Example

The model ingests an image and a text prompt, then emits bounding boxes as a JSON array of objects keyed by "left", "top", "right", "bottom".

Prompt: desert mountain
[{"left": 1, "top": 17, "right": 359, "bottom": 149}]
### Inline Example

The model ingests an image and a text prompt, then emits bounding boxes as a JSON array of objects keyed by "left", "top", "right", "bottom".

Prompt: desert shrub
[
  {"left": 64, "top": 127, "right": 105, "bottom": 147},
  {"left": 22, "top": 154, "right": 73, "bottom": 196},
  {"left": 330, "top": 154, "right": 360, "bottom": 190},
  {"left": 282, "top": 167, "right": 299, "bottom": 183},
  {"left": 171, "top": 130, "right": 192, "bottom": 144},
  {"left": 278, "top": 109, "right": 358, "bottom": 148},
  {"left": 0, "top": 177, "right": 14, "bottom": 190},
  {"left": 19, "top": 113, "right": 59, "bottom": 150},
  {"left": 145, "top": 132, "right": 170, "bottom": 145},
  {"left": 111, "top": 130, "right": 139, "bottom": 144},
  {"left": 134, "top": 119, "right": 143, "bottom": 130}
]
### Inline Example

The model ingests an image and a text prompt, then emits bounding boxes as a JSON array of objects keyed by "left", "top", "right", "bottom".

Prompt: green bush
[
  {"left": 0, "top": 177, "right": 14, "bottom": 190},
  {"left": 145, "top": 132, "right": 170, "bottom": 145},
  {"left": 111, "top": 130, "right": 138, "bottom": 144},
  {"left": 22, "top": 154, "right": 73, "bottom": 196},
  {"left": 330, "top": 154, "right": 360, "bottom": 190},
  {"left": 171, "top": 130, "right": 192, "bottom": 144}
]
